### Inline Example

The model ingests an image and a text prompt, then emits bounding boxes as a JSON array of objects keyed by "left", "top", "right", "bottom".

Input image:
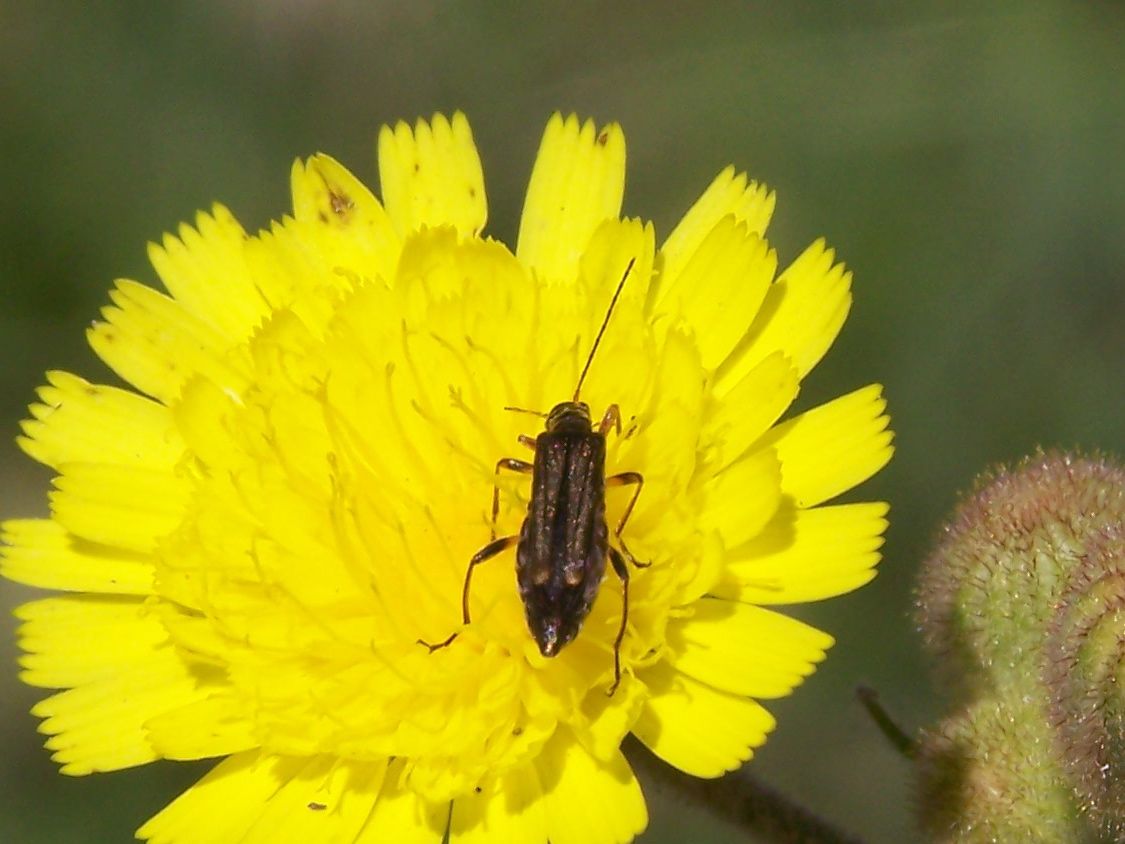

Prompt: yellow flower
[{"left": 3, "top": 113, "right": 892, "bottom": 843}]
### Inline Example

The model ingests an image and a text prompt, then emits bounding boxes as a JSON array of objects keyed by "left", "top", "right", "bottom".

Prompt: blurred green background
[{"left": 1, "top": 2, "right": 1121, "bottom": 842}]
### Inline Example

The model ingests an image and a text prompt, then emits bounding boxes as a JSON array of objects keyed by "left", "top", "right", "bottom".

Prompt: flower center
[{"left": 156, "top": 230, "right": 708, "bottom": 799}]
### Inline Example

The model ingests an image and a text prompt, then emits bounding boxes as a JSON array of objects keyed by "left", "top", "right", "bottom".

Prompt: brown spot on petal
[{"left": 328, "top": 189, "right": 353, "bottom": 218}]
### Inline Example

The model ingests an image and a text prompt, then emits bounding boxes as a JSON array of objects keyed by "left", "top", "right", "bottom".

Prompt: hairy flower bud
[
  {"left": 916, "top": 452, "right": 1125, "bottom": 695},
  {"left": 1043, "top": 525, "right": 1125, "bottom": 839},
  {"left": 916, "top": 694, "right": 1092, "bottom": 844},
  {"left": 914, "top": 451, "right": 1125, "bottom": 841}
]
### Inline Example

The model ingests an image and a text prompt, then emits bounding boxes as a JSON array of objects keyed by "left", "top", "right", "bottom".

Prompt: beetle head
[{"left": 544, "top": 401, "right": 591, "bottom": 434}]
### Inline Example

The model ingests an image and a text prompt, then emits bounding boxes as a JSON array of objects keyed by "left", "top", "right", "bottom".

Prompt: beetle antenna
[
  {"left": 573, "top": 257, "right": 637, "bottom": 402},
  {"left": 503, "top": 405, "right": 547, "bottom": 418}
]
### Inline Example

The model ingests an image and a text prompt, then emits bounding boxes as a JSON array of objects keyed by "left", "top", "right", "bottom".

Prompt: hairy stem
[{"left": 857, "top": 686, "right": 917, "bottom": 759}]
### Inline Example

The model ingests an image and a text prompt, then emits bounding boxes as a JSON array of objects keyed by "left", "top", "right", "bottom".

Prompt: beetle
[{"left": 422, "top": 257, "right": 646, "bottom": 694}]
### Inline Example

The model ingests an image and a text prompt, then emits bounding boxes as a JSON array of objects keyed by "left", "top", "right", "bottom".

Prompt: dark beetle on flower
[{"left": 422, "top": 258, "right": 647, "bottom": 694}]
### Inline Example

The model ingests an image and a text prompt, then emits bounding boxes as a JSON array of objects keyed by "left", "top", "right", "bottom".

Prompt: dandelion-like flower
[{"left": 3, "top": 113, "right": 893, "bottom": 842}]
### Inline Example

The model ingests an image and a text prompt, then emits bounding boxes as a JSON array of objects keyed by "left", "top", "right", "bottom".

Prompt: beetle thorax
[{"left": 544, "top": 401, "right": 592, "bottom": 434}]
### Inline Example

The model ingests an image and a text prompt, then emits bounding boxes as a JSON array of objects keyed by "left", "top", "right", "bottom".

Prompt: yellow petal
[
  {"left": 660, "top": 166, "right": 775, "bottom": 292},
  {"left": 576, "top": 217, "right": 656, "bottom": 323},
  {"left": 144, "top": 694, "right": 259, "bottom": 761},
  {"left": 703, "top": 351, "right": 799, "bottom": 471},
  {"left": 449, "top": 763, "right": 547, "bottom": 844},
  {"left": 571, "top": 676, "right": 648, "bottom": 763},
  {"left": 633, "top": 661, "right": 775, "bottom": 778},
  {"left": 247, "top": 216, "right": 371, "bottom": 337},
  {"left": 536, "top": 728, "right": 647, "bottom": 844},
  {"left": 147, "top": 204, "right": 267, "bottom": 342},
  {"left": 170, "top": 374, "right": 247, "bottom": 472},
  {"left": 355, "top": 759, "right": 448, "bottom": 844},
  {"left": 378, "top": 112, "right": 486, "bottom": 237},
  {"left": 698, "top": 447, "right": 783, "bottom": 548},
  {"left": 16, "top": 595, "right": 165, "bottom": 688},
  {"left": 290, "top": 153, "right": 400, "bottom": 289},
  {"left": 87, "top": 279, "right": 249, "bottom": 404},
  {"left": 653, "top": 215, "right": 776, "bottom": 370},
  {"left": 716, "top": 238, "right": 851, "bottom": 391},
  {"left": 568, "top": 217, "right": 657, "bottom": 411},
  {"left": 517, "top": 113, "right": 626, "bottom": 285},
  {"left": 139, "top": 752, "right": 388, "bottom": 844},
  {"left": 612, "top": 327, "right": 704, "bottom": 509},
  {"left": 26, "top": 606, "right": 206, "bottom": 775},
  {"left": 18, "top": 371, "right": 182, "bottom": 471},
  {"left": 762, "top": 384, "right": 893, "bottom": 508},
  {"left": 665, "top": 598, "right": 834, "bottom": 699},
  {"left": 49, "top": 463, "right": 189, "bottom": 554},
  {"left": 719, "top": 501, "right": 890, "bottom": 604},
  {"left": 237, "top": 757, "right": 385, "bottom": 844},
  {"left": 1, "top": 519, "right": 153, "bottom": 594},
  {"left": 670, "top": 528, "right": 725, "bottom": 607},
  {"left": 139, "top": 752, "right": 287, "bottom": 843}
]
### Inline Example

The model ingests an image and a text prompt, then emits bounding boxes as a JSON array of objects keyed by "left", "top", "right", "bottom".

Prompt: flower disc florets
[{"left": 3, "top": 113, "right": 892, "bottom": 843}]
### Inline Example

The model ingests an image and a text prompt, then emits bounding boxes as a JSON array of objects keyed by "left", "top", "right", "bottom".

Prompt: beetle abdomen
[{"left": 516, "top": 429, "right": 609, "bottom": 656}]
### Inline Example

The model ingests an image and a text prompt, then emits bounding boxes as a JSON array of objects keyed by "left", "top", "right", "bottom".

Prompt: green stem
[{"left": 624, "top": 737, "right": 867, "bottom": 844}]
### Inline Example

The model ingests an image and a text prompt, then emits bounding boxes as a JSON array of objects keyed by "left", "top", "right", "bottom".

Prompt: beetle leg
[
  {"left": 491, "top": 457, "right": 533, "bottom": 541},
  {"left": 421, "top": 454, "right": 529, "bottom": 653},
  {"left": 517, "top": 434, "right": 537, "bottom": 450},
  {"left": 607, "top": 546, "right": 630, "bottom": 696},
  {"left": 418, "top": 534, "right": 519, "bottom": 652},
  {"left": 605, "top": 471, "right": 649, "bottom": 568},
  {"left": 596, "top": 403, "right": 622, "bottom": 436}
]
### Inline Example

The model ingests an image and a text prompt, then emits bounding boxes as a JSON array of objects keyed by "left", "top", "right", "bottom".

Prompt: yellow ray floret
[
  {"left": 702, "top": 350, "right": 800, "bottom": 473},
  {"left": 449, "top": 763, "right": 547, "bottom": 843},
  {"left": 18, "top": 371, "right": 182, "bottom": 470},
  {"left": 533, "top": 730, "right": 647, "bottom": 844},
  {"left": 49, "top": 463, "right": 190, "bottom": 554},
  {"left": 87, "top": 279, "right": 249, "bottom": 403},
  {"left": 140, "top": 752, "right": 392, "bottom": 844},
  {"left": 698, "top": 446, "right": 783, "bottom": 548},
  {"left": 0, "top": 519, "right": 153, "bottom": 594},
  {"left": 720, "top": 501, "right": 891, "bottom": 604},
  {"left": 717, "top": 238, "right": 853, "bottom": 391},
  {"left": 147, "top": 204, "right": 267, "bottom": 342},
  {"left": 653, "top": 214, "right": 777, "bottom": 370},
  {"left": 660, "top": 166, "right": 776, "bottom": 290},
  {"left": 665, "top": 598, "right": 834, "bottom": 699},
  {"left": 378, "top": 112, "right": 487, "bottom": 237},
  {"left": 225, "top": 757, "right": 382, "bottom": 844},
  {"left": 354, "top": 760, "right": 447, "bottom": 844},
  {"left": 763, "top": 383, "right": 894, "bottom": 507},
  {"left": 517, "top": 113, "right": 626, "bottom": 285},
  {"left": 289, "top": 152, "right": 400, "bottom": 285},
  {"left": 29, "top": 643, "right": 207, "bottom": 774},
  {"left": 144, "top": 694, "right": 259, "bottom": 761},
  {"left": 16, "top": 596, "right": 164, "bottom": 688},
  {"left": 633, "top": 661, "right": 777, "bottom": 778}
]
